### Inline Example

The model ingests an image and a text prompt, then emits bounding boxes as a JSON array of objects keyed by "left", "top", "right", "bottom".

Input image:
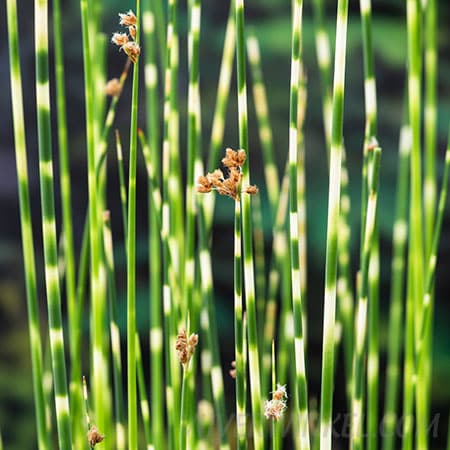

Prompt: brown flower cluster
[
  {"left": 111, "top": 10, "right": 140, "bottom": 63},
  {"left": 87, "top": 425, "right": 104, "bottom": 447},
  {"left": 175, "top": 330, "right": 198, "bottom": 368},
  {"left": 104, "top": 78, "right": 121, "bottom": 97},
  {"left": 197, "top": 148, "right": 258, "bottom": 201},
  {"left": 264, "top": 384, "right": 288, "bottom": 421},
  {"left": 229, "top": 360, "right": 236, "bottom": 379}
]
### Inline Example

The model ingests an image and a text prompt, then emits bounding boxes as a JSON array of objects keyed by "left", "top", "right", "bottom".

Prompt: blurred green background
[{"left": 1, "top": 0, "right": 449, "bottom": 448}]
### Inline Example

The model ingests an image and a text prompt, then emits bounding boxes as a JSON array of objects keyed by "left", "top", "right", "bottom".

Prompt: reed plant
[{"left": 5, "top": 0, "right": 450, "bottom": 449}]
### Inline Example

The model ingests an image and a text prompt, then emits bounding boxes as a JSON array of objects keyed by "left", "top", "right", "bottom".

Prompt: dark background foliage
[{"left": 0, "top": 0, "right": 449, "bottom": 448}]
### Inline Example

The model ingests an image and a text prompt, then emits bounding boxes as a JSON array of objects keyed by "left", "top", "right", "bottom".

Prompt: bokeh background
[{"left": 1, "top": 0, "right": 449, "bottom": 448}]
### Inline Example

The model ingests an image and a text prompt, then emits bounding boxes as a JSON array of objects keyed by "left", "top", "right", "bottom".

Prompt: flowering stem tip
[{"left": 111, "top": 10, "right": 140, "bottom": 63}]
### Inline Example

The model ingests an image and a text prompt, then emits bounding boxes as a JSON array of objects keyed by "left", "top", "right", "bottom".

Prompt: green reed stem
[
  {"left": 288, "top": 1, "right": 310, "bottom": 449},
  {"left": 351, "top": 148, "right": 381, "bottom": 450},
  {"left": 207, "top": 1, "right": 235, "bottom": 176},
  {"left": 382, "top": 124, "right": 410, "bottom": 450},
  {"left": 235, "top": 1, "right": 264, "bottom": 447},
  {"left": 252, "top": 192, "right": 267, "bottom": 341},
  {"left": 246, "top": 33, "right": 280, "bottom": 219},
  {"left": 197, "top": 199, "right": 229, "bottom": 449},
  {"left": 7, "top": 1, "right": 48, "bottom": 448},
  {"left": 234, "top": 198, "right": 246, "bottom": 450},
  {"left": 422, "top": 0, "right": 438, "bottom": 436},
  {"left": 271, "top": 342, "right": 281, "bottom": 450},
  {"left": 319, "top": 1, "right": 348, "bottom": 449},
  {"left": 185, "top": 0, "right": 201, "bottom": 332},
  {"left": 265, "top": 166, "right": 290, "bottom": 393},
  {"left": 115, "top": 131, "right": 128, "bottom": 238},
  {"left": 142, "top": 1, "right": 164, "bottom": 447},
  {"left": 320, "top": 0, "right": 348, "bottom": 450},
  {"left": 163, "top": 3, "right": 182, "bottom": 432},
  {"left": 34, "top": 0, "right": 72, "bottom": 447},
  {"left": 424, "top": 0, "right": 437, "bottom": 258},
  {"left": 102, "top": 211, "right": 126, "bottom": 450},
  {"left": 81, "top": 0, "right": 109, "bottom": 439},
  {"left": 136, "top": 334, "right": 152, "bottom": 448},
  {"left": 359, "top": 1, "right": 379, "bottom": 447},
  {"left": 126, "top": 3, "right": 141, "bottom": 450},
  {"left": 415, "top": 129, "right": 450, "bottom": 444},
  {"left": 336, "top": 150, "right": 354, "bottom": 406},
  {"left": 406, "top": 1, "right": 425, "bottom": 448},
  {"left": 52, "top": 0, "right": 81, "bottom": 443},
  {"left": 312, "top": 0, "right": 332, "bottom": 151}
]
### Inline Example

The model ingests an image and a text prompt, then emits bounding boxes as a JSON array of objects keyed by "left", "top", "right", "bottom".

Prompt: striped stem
[
  {"left": 424, "top": 0, "right": 437, "bottom": 258},
  {"left": 246, "top": 33, "right": 280, "bottom": 219},
  {"left": 351, "top": 148, "right": 381, "bottom": 450},
  {"left": 235, "top": 0, "right": 264, "bottom": 448},
  {"left": 80, "top": 0, "right": 109, "bottom": 439},
  {"left": 337, "top": 149, "right": 354, "bottom": 406},
  {"left": 7, "top": 0, "right": 48, "bottom": 447},
  {"left": 204, "top": 0, "right": 236, "bottom": 229},
  {"left": 415, "top": 129, "right": 450, "bottom": 444},
  {"left": 359, "top": 1, "right": 379, "bottom": 448},
  {"left": 126, "top": 3, "right": 141, "bottom": 449},
  {"left": 382, "top": 125, "right": 410, "bottom": 450},
  {"left": 312, "top": 0, "right": 333, "bottom": 151},
  {"left": 115, "top": 131, "right": 128, "bottom": 239},
  {"left": 406, "top": 1, "right": 426, "bottom": 448},
  {"left": 102, "top": 212, "right": 126, "bottom": 450},
  {"left": 319, "top": 0, "right": 349, "bottom": 449},
  {"left": 35, "top": 0, "right": 72, "bottom": 448},
  {"left": 136, "top": 334, "right": 152, "bottom": 449},
  {"left": 52, "top": 0, "right": 81, "bottom": 444},
  {"left": 288, "top": 1, "right": 310, "bottom": 449},
  {"left": 234, "top": 199, "right": 246, "bottom": 450},
  {"left": 142, "top": 1, "right": 163, "bottom": 446},
  {"left": 185, "top": 0, "right": 201, "bottom": 333},
  {"left": 197, "top": 198, "right": 229, "bottom": 449}
]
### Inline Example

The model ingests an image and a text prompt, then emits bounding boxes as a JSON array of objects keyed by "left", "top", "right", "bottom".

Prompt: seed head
[
  {"left": 87, "top": 425, "right": 104, "bottom": 447},
  {"left": 229, "top": 360, "right": 236, "bottom": 379},
  {"left": 111, "top": 32, "right": 129, "bottom": 47},
  {"left": 105, "top": 78, "right": 121, "bottom": 97},
  {"left": 222, "top": 148, "right": 246, "bottom": 169},
  {"left": 264, "top": 384, "right": 288, "bottom": 421},
  {"left": 121, "top": 41, "right": 141, "bottom": 64},
  {"left": 119, "top": 10, "right": 137, "bottom": 27},
  {"left": 176, "top": 330, "right": 198, "bottom": 368}
]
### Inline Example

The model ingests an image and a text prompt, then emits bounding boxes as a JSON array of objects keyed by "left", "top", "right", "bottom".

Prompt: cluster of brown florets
[
  {"left": 111, "top": 10, "right": 140, "bottom": 63},
  {"left": 175, "top": 329, "right": 199, "bottom": 368},
  {"left": 87, "top": 425, "right": 104, "bottom": 447},
  {"left": 229, "top": 360, "right": 236, "bottom": 379},
  {"left": 197, "top": 148, "right": 258, "bottom": 201},
  {"left": 264, "top": 384, "right": 288, "bottom": 421}
]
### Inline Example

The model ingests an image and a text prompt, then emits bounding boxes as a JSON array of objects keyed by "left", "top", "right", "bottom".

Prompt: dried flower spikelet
[
  {"left": 264, "top": 384, "right": 288, "bottom": 421},
  {"left": 229, "top": 360, "right": 236, "bottom": 379},
  {"left": 222, "top": 148, "right": 246, "bottom": 169},
  {"left": 119, "top": 10, "right": 137, "bottom": 27},
  {"left": 105, "top": 78, "right": 121, "bottom": 97},
  {"left": 122, "top": 42, "right": 141, "bottom": 64},
  {"left": 128, "top": 25, "right": 136, "bottom": 40},
  {"left": 87, "top": 425, "right": 104, "bottom": 447},
  {"left": 111, "top": 32, "right": 129, "bottom": 47},
  {"left": 244, "top": 185, "right": 258, "bottom": 195},
  {"left": 197, "top": 175, "right": 213, "bottom": 193},
  {"left": 264, "top": 398, "right": 287, "bottom": 421},
  {"left": 175, "top": 329, "right": 198, "bottom": 367},
  {"left": 218, "top": 175, "right": 240, "bottom": 201},
  {"left": 272, "top": 384, "right": 288, "bottom": 401}
]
